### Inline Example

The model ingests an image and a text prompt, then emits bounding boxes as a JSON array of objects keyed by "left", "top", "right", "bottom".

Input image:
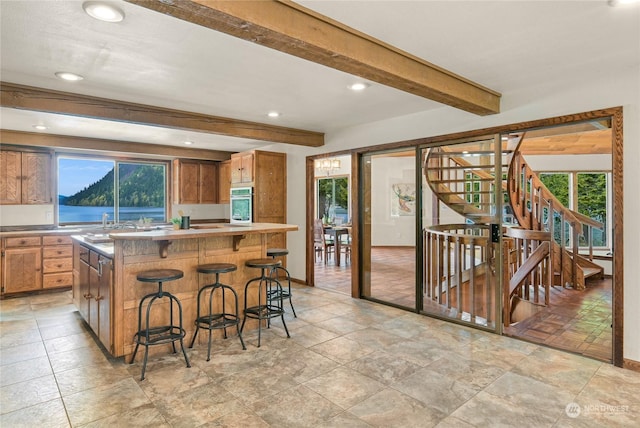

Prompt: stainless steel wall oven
[{"left": 230, "top": 187, "right": 253, "bottom": 224}]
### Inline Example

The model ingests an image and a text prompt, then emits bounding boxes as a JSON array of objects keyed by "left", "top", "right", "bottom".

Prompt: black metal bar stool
[
  {"left": 189, "top": 263, "right": 246, "bottom": 361},
  {"left": 266, "top": 248, "right": 296, "bottom": 318},
  {"left": 240, "top": 258, "right": 290, "bottom": 347},
  {"left": 129, "top": 269, "right": 191, "bottom": 381}
]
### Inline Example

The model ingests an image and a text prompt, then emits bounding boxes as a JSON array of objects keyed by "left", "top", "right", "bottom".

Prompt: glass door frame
[
  {"left": 307, "top": 107, "right": 623, "bottom": 366},
  {"left": 358, "top": 148, "right": 420, "bottom": 311},
  {"left": 417, "top": 134, "right": 504, "bottom": 335}
]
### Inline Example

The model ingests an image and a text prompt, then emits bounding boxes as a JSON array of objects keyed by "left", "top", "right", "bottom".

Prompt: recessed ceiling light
[
  {"left": 82, "top": 1, "right": 125, "bottom": 22},
  {"left": 55, "top": 71, "right": 84, "bottom": 81},
  {"left": 33, "top": 125, "right": 48, "bottom": 130},
  {"left": 348, "top": 82, "right": 370, "bottom": 91},
  {"left": 267, "top": 111, "right": 281, "bottom": 118},
  {"left": 184, "top": 141, "right": 194, "bottom": 145}
]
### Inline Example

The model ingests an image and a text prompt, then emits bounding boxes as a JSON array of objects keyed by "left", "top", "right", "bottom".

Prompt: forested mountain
[{"left": 62, "top": 164, "right": 164, "bottom": 207}]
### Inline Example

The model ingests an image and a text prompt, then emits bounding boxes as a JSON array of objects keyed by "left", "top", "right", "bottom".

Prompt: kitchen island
[{"left": 71, "top": 223, "right": 298, "bottom": 360}]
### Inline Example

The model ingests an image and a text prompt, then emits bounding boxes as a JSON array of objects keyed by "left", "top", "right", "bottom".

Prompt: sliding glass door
[
  {"left": 360, "top": 149, "right": 417, "bottom": 308},
  {"left": 420, "top": 135, "right": 503, "bottom": 332}
]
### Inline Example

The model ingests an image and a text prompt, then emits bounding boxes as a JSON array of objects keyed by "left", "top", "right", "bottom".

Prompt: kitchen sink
[{"left": 83, "top": 234, "right": 113, "bottom": 243}]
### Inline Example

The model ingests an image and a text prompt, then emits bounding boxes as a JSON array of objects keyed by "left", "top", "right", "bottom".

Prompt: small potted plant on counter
[{"left": 170, "top": 217, "right": 182, "bottom": 230}]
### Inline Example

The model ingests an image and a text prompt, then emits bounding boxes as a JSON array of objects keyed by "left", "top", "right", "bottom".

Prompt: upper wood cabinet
[
  {"left": 0, "top": 150, "right": 52, "bottom": 205},
  {"left": 253, "top": 151, "right": 286, "bottom": 223},
  {"left": 230, "top": 152, "right": 254, "bottom": 184},
  {"left": 173, "top": 159, "right": 219, "bottom": 204},
  {"left": 218, "top": 160, "right": 231, "bottom": 203}
]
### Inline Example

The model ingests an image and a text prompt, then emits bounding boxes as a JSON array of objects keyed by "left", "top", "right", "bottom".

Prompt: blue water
[{"left": 59, "top": 205, "right": 165, "bottom": 223}]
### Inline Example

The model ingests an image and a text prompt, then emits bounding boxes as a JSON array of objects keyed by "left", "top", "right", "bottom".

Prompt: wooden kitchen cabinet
[
  {"left": 0, "top": 150, "right": 52, "bottom": 205},
  {"left": 218, "top": 160, "right": 231, "bottom": 203},
  {"left": 253, "top": 151, "right": 286, "bottom": 222},
  {"left": 253, "top": 151, "right": 287, "bottom": 255},
  {"left": 230, "top": 152, "right": 254, "bottom": 184},
  {"left": 42, "top": 235, "right": 73, "bottom": 289},
  {"left": 0, "top": 151, "right": 21, "bottom": 204},
  {"left": 74, "top": 244, "right": 91, "bottom": 322},
  {"left": 96, "top": 253, "right": 112, "bottom": 348},
  {"left": 199, "top": 161, "right": 218, "bottom": 203},
  {"left": 173, "top": 159, "right": 219, "bottom": 204},
  {"left": 73, "top": 242, "right": 112, "bottom": 351},
  {"left": 1, "top": 236, "right": 42, "bottom": 294},
  {"left": 1, "top": 234, "right": 75, "bottom": 296}
]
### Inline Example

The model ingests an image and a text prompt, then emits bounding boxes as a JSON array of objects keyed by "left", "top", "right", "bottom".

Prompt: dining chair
[
  {"left": 340, "top": 227, "right": 352, "bottom": 264},
  {"left": 313, "top": 219, "right": 335, "bottom": 263}
]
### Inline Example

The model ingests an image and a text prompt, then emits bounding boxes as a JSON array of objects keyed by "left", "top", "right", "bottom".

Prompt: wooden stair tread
[{"left": 583, "top": 267, "right": 603, "bottom": 278}]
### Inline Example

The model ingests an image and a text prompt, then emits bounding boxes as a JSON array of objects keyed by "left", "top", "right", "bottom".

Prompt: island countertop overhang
[{"left": 107, "top": 223, "right": 298, "bottom": 241}]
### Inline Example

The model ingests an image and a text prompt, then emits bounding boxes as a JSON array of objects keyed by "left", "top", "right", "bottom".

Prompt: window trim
[{"left": 537, "top": 169, "right": 611, "bottom": 250}]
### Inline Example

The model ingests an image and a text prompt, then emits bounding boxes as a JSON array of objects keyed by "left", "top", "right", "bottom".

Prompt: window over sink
[{"left": 58, "top": 156, "right": 168, "bottom": 225}]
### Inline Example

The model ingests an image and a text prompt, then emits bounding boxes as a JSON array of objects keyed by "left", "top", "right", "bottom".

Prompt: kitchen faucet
[{"left": 102, "top": 213, "right": 109, "bottom": 229}]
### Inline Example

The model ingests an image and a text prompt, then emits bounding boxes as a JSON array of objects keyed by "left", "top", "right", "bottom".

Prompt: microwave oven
[{"left": 230, "top": 187, "right": 253, "bottom": 224}]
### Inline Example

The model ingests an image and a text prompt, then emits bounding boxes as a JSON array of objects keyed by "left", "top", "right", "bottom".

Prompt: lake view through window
[{"left": 58, "top": 157, "right": 167, "bottom": 224}]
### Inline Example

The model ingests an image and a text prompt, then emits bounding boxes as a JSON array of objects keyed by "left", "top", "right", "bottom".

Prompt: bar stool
[
  {"left": 240, "top": 258, "right": 290, "bottom": 347},
  {"left": 189, "top": 263, "right": 246, "bottom": 361},
  {"left": 266, "top": 248, "right": 296, "bottom": 318},
  {"left": 129, "top": 269, "right": 191, "bottom": 381}
]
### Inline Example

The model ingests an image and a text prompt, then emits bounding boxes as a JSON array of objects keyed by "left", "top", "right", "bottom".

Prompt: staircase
[{"left": 423, "top": 133, "right": 604, "bottom": 327}]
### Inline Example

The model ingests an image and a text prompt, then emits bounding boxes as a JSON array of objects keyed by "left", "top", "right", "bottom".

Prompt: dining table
[{"left": 323, "top": 225, "right": 351, "bottom": 266}]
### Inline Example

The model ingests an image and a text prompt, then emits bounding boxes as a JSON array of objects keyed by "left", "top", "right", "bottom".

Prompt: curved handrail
[
  {"left": 571, "top": 209, "right": 604, "bottom": 230},
  {"left": 506, "top": 133, "right": 605, "bottom": 232},
  {"left": 424, "top": 224, "right": 490, "bottom": 245}
]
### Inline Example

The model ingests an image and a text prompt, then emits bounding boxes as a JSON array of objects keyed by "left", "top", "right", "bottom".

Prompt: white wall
[
  {"left": 279, "top": 64, "right": 640, "bottom": 362},
  {"left": 370, "top": 156, "right": 415, "bottom": 246},
  {"left": 0, "top": 204, "right": 54, "bottom": 226},
  {"left": 171, "top": 203, "right": 228, "bottom": 221}
]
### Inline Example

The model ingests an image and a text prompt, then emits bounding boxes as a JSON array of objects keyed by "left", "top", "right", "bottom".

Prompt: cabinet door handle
[
  {"left": 95, "top": 295, "right": 104, "bottom": 302},
  {"left": 83, "top": 293, "right": 93, "bottom": 299},
  {"left": 97, "top": 259, "right": 110, "bottom": 277}
]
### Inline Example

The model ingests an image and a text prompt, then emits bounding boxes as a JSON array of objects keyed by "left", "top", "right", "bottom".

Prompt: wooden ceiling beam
[
  {"left": 0, "top": 82, "right": 324, "bottom": 147},
  {"left": 0, "top": 130, "right": 234, "bottom": 161},
  {"left": 126, "top": 0, "right": 501, "bottom": 116}
]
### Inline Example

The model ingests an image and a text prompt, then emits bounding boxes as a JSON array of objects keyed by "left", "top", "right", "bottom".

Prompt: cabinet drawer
[
  {"left": 5, "top": 236, "right": 42, "bottom": 247},
  {"left": 43, "top": 257, "right": 73, "bottom": 273},
  {"left": 43, "top": 272, "right": 73, "bottom": 288},
  {"left": 43, "top": 245, "right": 72, "bottom": 259},
  {"left": 43, "top": 235, "right": 72, "bottom": 246},
  {"left": 79, "top": 245, "right": 90, "bottom": 263}
]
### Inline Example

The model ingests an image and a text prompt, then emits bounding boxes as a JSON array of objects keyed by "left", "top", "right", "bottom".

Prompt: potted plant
[{"left": 170, "top": 217, "right": 182, "bottom": 230}]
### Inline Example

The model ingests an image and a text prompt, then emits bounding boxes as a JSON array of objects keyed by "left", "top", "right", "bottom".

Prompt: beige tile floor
[{"left": 1, "top": 286, "right": 639, "bottom": 427}]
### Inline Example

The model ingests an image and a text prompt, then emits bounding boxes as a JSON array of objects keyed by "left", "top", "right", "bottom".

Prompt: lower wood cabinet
[
  {"left": 2, "top": 237, "right": 42, "bottom": 294},
  {"left": 42, "top": 235, "right": 73, "bottom": 289},
  {"left": 73, "top": 242, "right": 112, "bottom": 352},
  {"left": 1, "top": 234, "right": 74, "bottom": 295}
]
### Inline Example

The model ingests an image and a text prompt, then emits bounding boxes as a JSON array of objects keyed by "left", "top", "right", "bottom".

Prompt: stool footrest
[
  {"left": 267, "top": 289, "right": 291, "bottom": 299},
  {"left": 134, "top": 325, "right": 185, "bottom": 346},
  {"left": 195, "top": 314, "right": 241, "bottom": 329},
  {"left": 244, "top": 305, "right": 285, "bottom": 319}
]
